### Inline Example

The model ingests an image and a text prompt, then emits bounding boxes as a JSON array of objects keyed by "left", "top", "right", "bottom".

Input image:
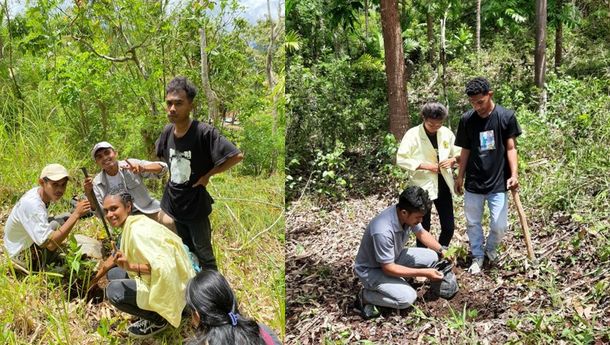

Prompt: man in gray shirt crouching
[{"left": 354, "top": 186, "right": 448, "bottom": 319}]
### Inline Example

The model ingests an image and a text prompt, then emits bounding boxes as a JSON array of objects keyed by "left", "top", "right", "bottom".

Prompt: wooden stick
[{"left": 511, "top": 189, "right": 535, "bottom": 261}]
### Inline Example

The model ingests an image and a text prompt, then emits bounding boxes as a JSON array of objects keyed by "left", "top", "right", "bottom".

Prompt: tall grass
[
  {"left": 0, "top": 92, "right": 285, "bottom": 343},
  {"left": 0, "top": 173, "right": 284, "bottom": 344}
]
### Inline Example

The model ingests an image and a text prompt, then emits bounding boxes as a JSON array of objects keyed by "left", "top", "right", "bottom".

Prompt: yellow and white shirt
[{"left": 396, "top": 124, "right": 461, "bottom": 200}]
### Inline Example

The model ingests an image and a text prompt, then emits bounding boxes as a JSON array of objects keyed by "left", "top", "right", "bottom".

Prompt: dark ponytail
[{"left": 185, "top": 270, "right": 264, "bottom": 345}]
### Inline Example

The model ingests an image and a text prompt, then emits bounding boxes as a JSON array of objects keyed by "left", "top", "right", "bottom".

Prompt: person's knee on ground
[
  {"left": 394, "top": 289, "right": 417, "bottom": 309},
  {"left": 363, "top": 285, "right": 417, "bottom": 309}
]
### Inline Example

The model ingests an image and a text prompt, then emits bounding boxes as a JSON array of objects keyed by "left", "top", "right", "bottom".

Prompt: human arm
[
  {"left": 44, "top": 200, "right": 91, "bottom": 251},
  {"left": 381, "top": 262, "right": 443, "bottom": 281},
  {"left": 83, "top": 177, "right": 102, "bottom": 212},
  {"left": 113, "top": 250, "right": 151, "bottom": 275},
  {"left": 506, "top": 137, "right": 519, "bottom": 190},
  {"left": 121, "top": 159, "right": 168, "bottom": 177},
  {"left": 193, "top": 152, "right": 244, "bottom": 188},
  {"left": 373, "top": 229, "right": 442, "bottom": 281},
  {"left": 397, "top": 129, "right": 439, "bottom": 173},
  {"left": 438, "top": 157, "right": 457, "bottom": 170},
  {"left": 414, "top": 229, "right": 445, "bottom": 255},
  {"left": 455, "top": 148, "right": 470, "bottom": 195}
]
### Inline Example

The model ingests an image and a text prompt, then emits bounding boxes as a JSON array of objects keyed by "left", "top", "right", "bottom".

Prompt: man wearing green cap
[{"left": 3, "top": 164, "right": 91, "bottom": 271}]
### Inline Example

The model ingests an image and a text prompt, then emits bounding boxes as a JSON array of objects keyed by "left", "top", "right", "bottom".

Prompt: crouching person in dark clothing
[{"left": 353, "top": 186, "right": 449, "bottom": 319}]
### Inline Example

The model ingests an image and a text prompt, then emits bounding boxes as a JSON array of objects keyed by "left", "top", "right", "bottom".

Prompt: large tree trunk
[
  {"left": 555, "top": 0, "right": 563, "bottom": 69},
  {"left": 380, "top": 0, "right": 409, "bottom": 140},
  {"left": 427, "top": 11, "right": 434, "bottom": 66},
  {"left": 199, "top": 24, "right": 219, "bottom": 124},
  {"left": 476, "top": 0, "right": 481, "bottom": 66},
  {"left": 534, "top": 0, "right": 547, "bottom": 88}
]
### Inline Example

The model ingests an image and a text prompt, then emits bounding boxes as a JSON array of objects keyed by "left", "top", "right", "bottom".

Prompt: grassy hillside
[{"left": 0, "top": 173, "right": 285, "bottom": 344}]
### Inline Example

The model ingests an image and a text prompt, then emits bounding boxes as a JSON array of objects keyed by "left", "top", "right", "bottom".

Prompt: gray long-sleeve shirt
[{"left": 93, "top": 159, "right": 167, "bottom": 214}]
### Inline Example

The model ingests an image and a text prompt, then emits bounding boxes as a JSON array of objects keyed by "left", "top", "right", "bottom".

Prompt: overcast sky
[{"left": 6, "top": 0, "right": 280, "bottom": 24}]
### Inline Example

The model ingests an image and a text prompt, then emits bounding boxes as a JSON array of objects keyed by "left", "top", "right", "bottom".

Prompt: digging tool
[
  {"left": 81, "top": 167, "right": 117, "bottom": 301},
  {"left": 81, "top": 167, "right": 115, "bottom": 245},
  {"left": 511, "top": 188, "right": 535, "bottom": 261}
]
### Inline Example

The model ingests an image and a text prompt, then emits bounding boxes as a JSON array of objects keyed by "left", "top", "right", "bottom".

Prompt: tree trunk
[
  {"left": 3, "top": 0, "right": 23, "bottom": 100},
  {"left": 440, "top": 10, "right": 450, "bottom": 130},
  {"left": 427, "top": 11, "right": 434, "bottom": 66},
  {"left": 476, "top": 0, "right": 481, "bottom": 67},
  {"left": 364, "top": 0, "right": 369, "bottom": 39},
  {"left": 534, "top": 0, "right": 547, "bottom": 88},
  {"left": 266, "top": 0, "right": 278, "bottom": 135},
  {"left": 0, "top": 6, "right": 3, "bottom": 60},
  {"left": 555, "top": 0, "right": 563, "bottom": 69},
  {"left": 380, "top": 0, "right": 409, "bottom": 140},
  {"left": 199, "top": 24, "right": 219, "bottom": 124}
]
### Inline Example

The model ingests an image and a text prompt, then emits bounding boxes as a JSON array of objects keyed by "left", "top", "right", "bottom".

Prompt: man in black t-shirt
[
  {"left": 156, "top": 77, "right": 243, "bottom": 270},
  {"left": 454, "top": 77, "right": 522, "bottom": 274}
]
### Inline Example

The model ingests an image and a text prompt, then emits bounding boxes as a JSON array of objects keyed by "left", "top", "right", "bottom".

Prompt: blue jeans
[{"left": 464, "top": 191, "right": 508, "bottom": 260}]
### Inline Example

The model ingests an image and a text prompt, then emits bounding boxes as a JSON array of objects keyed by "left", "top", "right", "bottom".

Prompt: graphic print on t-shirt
[
  {"left": 169, "top": 148, "right": 192, "bottom": 184},
  {"left": 106, "top": 173, "right": 126, "bottom": 195},
  {"left": 479, "top": 130, "right": 496, "bottom": 151}
]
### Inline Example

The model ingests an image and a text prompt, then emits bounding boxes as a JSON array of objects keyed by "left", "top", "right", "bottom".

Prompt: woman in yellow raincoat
[{"left": 102, "top": 192, "right": 195, "bottom": 338}]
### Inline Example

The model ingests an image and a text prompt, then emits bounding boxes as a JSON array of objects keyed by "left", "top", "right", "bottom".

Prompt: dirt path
[{"left": 286, "top": 194, "right": 609, "bottom": 344}]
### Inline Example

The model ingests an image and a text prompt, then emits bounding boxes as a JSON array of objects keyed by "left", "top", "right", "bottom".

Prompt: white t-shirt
[{"left": 3, "top": 187, "right": 54, "bottom": 258}]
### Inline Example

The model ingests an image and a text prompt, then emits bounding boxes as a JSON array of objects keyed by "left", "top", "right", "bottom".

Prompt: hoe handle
[{"left": 511, "top": 189, "right": 535, "bottom": 261}]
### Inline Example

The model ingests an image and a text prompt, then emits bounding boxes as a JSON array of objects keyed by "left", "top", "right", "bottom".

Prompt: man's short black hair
[
  {"left": 166, "top": 76, "right": 197, "bottom": 102},
  {"left": 421, "top": 102, "right": 448, "bottom": 120},
  {"left": 465, "top": 77, "right": 491, "bottom": 96},
  {"left": 397, "top": 186, "right": 432, "bottom": 214}
]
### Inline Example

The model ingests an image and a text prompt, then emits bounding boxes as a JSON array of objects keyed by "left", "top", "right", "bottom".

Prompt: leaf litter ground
[{"left": 286, "top": 193, "right": 609, "bottom": 344}]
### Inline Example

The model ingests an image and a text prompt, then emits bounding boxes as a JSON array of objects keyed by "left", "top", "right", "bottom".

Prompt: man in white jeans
[
  {"left": 353, "top": 186, "right": 447, "bottom": 319},
  {"left": 455, "top": 77, "right": 522, "bottom": 274}
]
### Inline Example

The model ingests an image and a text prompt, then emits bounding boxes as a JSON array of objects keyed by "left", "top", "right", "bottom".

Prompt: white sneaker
[{"left": 468, "top": 257, "right": 484, "bottom": 274}]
